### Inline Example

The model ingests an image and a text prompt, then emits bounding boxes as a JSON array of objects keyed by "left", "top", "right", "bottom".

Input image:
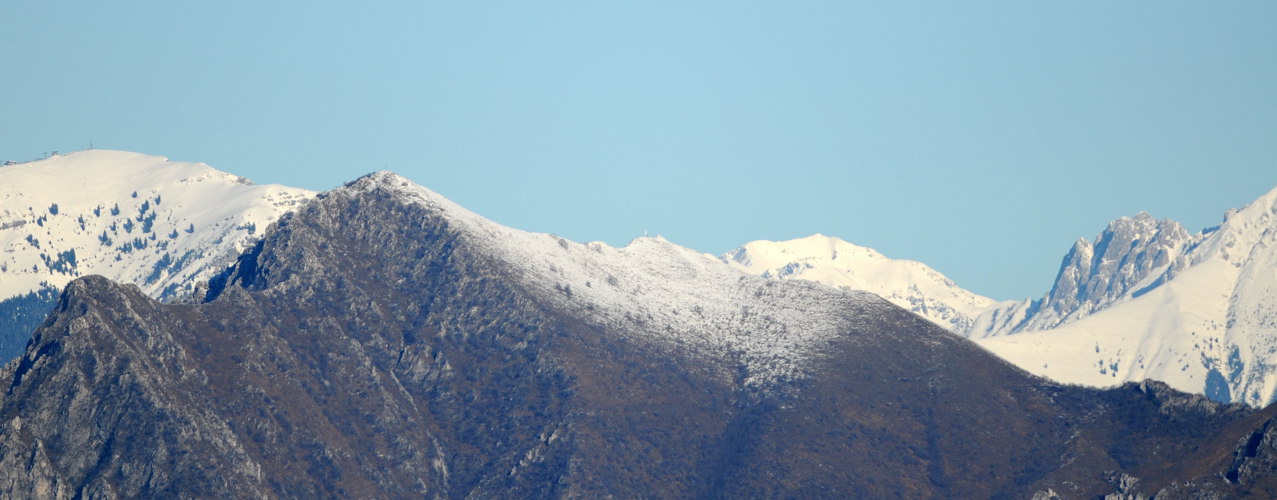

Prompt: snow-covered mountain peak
[
  {"left": 725, "top": 232, "right": 883, "bottom": 271},
  {"left": 1050, "top": 211, "right": 1192, "bottom": 300},
  {"left": 5, "top": 150, "right": 245, "bottom": 186},
  {"left": 625, "top": 234, "right": 672, "bottom": 247},
  {"left": 1192, "top": 184, "right": 1277, "bottom": 268},
  {"left": 343, "top": 170, "right": 505, "bottom": 236},
  {"left": 969, "top": 210, "right": 1197, "bottom": 338},
  {"left": 345, "top": 170, "right": 414, "bottom": 191},
  {"left": 723, "top": 234, "right": 995, "bottom": 332},
  {"left": 976, "top": 182, "right": 1277, "bottom": 406},
  {"left": 0, "top": 150, "right": 315, "bottom": 301}
]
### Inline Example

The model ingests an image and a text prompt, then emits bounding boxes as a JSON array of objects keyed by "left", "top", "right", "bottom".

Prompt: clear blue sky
[{"left": 3, "top": 2, "right": 1275, "bottom": 300}]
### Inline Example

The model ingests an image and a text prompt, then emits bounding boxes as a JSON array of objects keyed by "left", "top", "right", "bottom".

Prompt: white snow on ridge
[
  {"left": 722, "top": 234, "right": 997, "bottom": 333},
  {"left": 0, "top": 150, "right": 315, "bottom": 301},
  {"left": 346, "top": 172, "right": 889, "bottom": 389}
]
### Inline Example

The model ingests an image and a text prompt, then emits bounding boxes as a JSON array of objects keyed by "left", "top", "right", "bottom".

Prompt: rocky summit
[{"left": 1, "top": 172, "right": 1276, "bottom": 498}]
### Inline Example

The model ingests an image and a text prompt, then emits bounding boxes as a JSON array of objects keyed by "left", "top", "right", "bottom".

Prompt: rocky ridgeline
[{"left": 970, "top": 212, "right": 1196, "bottom": 337}]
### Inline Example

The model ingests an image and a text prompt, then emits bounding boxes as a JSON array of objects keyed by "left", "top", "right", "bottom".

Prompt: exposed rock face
[
  {"left": 1, "top": 277, "right": 270, "bottom": 498},
  {"left": 970, "top": 212, "right": 1195, "bottom": 337},
  {"left": 1037, "top": 213, "right": 1193, "bottom": 326},
  {"left": 1097, "top": 411, "right": 1277, "bottom": 499},
  {"left": 0, "top": 417, "right": 71, "bottom": 499},
  {"left": 1221, "top": 416, "right": 1277, "bottom": 492},
  {"left": 0, "top": 173, "right": 1275, "bottom": 497}
]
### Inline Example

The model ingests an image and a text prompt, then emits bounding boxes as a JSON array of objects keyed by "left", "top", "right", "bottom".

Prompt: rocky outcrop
[
  {"left": 970, "top": 212, "right": 1195, "bottom": 337},
  {"left": 0, "top": 418, "right": 70, "bottom": 500},
  {"left": 1041, "top": 213, "right": 1193, "bottom": 325}
]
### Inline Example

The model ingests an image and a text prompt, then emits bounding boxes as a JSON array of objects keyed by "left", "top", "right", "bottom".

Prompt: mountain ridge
[
  {"left": 2, "top": 170, "right": 1276, "bottom": 497},
  {"left": 10, "top": 150, "right": 1277, "bottom": 409}
]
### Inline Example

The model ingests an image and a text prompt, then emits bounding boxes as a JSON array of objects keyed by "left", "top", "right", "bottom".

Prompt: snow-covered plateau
[{"left": 0, "top": 150, "right": 314, "bottom": 359}]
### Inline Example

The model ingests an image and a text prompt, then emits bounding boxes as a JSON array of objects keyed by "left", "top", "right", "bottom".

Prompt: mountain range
[
  {"left": 5, "top": 150, "right": 1277, "bottom": 411},
  {"left": 2, "top": 169, "right": 1276, "bottom": 497},
  {"left": 730, "top": 187, "right": 1277, "bottom": 407},
  {"left": 978, "top": 188, "right": 1277, "bottom": 407}
]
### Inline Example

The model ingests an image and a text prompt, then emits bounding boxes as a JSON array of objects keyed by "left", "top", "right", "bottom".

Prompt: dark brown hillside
[{"left": 0, "top": 172, "right": 1274, "bottom": 498}]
